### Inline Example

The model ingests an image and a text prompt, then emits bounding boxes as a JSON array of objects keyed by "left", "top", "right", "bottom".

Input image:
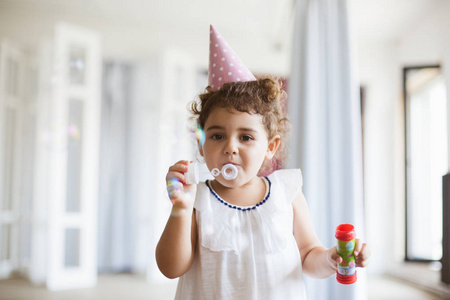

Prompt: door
[
  {"left": 0, "top": 40, "right": 25, "bottom": 279},
  {"left": 46, "top": 23, "right": 101, "bottom": 290},
  {"left": 0, "top": 41, "right": 24, "bottom": 278}
]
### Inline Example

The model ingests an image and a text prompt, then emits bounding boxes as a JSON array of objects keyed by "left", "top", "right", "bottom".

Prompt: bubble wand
[{"left": 185, "top": 162, "right": 238, "bottom": 184}]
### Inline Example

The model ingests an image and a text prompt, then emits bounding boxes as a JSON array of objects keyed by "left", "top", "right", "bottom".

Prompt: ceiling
[
  {"left": 348, "top": 0, "right": 442, "bottom": 43},
  {"left": 0, "top": 0, "right": 293, "bottom": 38},
  {"left": 0, "top": 0, "right": 443, "bottom": 44}
]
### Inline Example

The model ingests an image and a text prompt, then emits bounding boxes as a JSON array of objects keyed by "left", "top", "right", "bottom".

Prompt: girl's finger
[
  {"left": 167, "top": 171, "right": 187, "bottom": 185},
  {"left": 359, "top": 243, "right": 371, "bottom": 259},
  {"left": 168, "top": 162, "right": 189, "bottom": 173},
  {"left": 355, "top": 243, "right": 371, "bottom": 267},
  {"left": 353, "top": 239, "right": 363, "bottom": 256},
  {"left": 329, "top": 247, "right": 343, "bottom": 264},
  {"left": 333, "top": 255, "right": 343, "bottom": 264}
]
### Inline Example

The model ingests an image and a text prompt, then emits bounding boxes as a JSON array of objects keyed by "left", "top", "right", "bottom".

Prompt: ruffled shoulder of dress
[
  {"left": 193, "top": 181, "right": 211, "bottom": 212},
  {"left": 268, "top": 169, "right": 303, "bottom": 203}
]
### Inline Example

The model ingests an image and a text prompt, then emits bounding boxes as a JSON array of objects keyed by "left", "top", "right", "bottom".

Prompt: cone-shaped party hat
[{"left": 208, "top": 25, "right": 256, "bottom": 91}]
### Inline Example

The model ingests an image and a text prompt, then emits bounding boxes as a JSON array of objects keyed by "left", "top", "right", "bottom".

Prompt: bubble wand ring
[{"left": 186, "top": 163, "right": 238, "bottom": 184}]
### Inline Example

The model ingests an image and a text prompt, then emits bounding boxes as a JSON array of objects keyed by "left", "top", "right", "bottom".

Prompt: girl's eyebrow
[
  {"left": 205, "top": 125, "right": 224, "bottom": 132},
  {"left": 239, "top": 128, "right": 258, "bottom": 134},
  {"left": 206, "top": 125, "right": 258, "bottom": 134}
]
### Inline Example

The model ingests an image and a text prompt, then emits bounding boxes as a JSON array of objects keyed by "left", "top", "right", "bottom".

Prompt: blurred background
[{"left": 0, "top": 0, "right": 450, "bottom": 299}]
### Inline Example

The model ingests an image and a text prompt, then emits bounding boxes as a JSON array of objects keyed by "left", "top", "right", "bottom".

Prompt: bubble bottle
[{"left": 335, "top": 224, "right": 357, "bottom": 284}]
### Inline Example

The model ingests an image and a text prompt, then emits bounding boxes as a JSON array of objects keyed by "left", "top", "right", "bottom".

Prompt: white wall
[
  {"left": 398, "top": 1, "right": 450, "bottom": 171},
  {"left": 358, "top": 2, "right": 450, "bottom": 274},
  {"left": 357, "top": 40, "right": 401, "bottom": 273}
]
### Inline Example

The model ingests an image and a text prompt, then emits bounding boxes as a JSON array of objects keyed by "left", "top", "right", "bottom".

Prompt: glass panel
[
  {"left": 21, "top": 223, "right": 31, "bottom": 263},
  {"left": 22, "top": 115, "right": 36, "bottom": 214},
  {"left": 69, "top": 46, "right": 87, "bottom": 86},
  {"left": 2, "top": 107, "right": 15, "bottom": 211},
  {"left": 0, "top": 224, "right": 12, "bottom": 261},
  {"left": 64, "top": 228, "right": 80, "bottom": 268},
  {"left": 66, "top": 99, "right": 83, "bottom": 212},
  {"left": 6, "top": 58, "right": 12, "bottom": 95},
  {"left": 26, "top": 68, "right": 38, "bottom": 102},
  {"left": 406, "top": 70, "right": 447, "bottom": 260},
  {"left": 6, "top": 58, "right": 19, "bottom": 97}
]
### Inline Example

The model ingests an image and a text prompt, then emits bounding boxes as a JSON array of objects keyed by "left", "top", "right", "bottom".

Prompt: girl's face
[{"left": 200, "top": 107, "right": 280, "bottom": 188}]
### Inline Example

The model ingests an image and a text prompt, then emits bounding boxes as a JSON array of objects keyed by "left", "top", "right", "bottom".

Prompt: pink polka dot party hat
[{"left": 208, "top": 25, "right": 256, "bottom": 91}]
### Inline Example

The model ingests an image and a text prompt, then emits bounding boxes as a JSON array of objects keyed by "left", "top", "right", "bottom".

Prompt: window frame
[{"left": 403, "top": 64, "right": 443, "bottom": 262}]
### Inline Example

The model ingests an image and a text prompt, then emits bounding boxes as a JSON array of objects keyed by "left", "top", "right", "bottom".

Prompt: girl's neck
[{"left": 210, "top": 177, "right": 267, "bottom": 207}]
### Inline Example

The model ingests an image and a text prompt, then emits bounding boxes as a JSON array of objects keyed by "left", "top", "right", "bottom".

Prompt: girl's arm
[
  {"left": 156, "top": 207, "right": 197, "bottom": 279},
  {"left": 155, "top": 161, "right": 198, "bottom": 279},
  {"left": 292, "top": 191, "right": 336, "bottom": 278},
  {"left": 292, "top": 192, "right": 370, "bottom": 278}
]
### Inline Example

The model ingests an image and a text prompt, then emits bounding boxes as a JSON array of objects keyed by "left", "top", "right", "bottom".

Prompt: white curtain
[
  {"left": 98, "top": 58, "right": 201, "bottom": 277},
  {"left": 99, "top": 61, "right": 163, "bottom": 274},
  {"left": 287, "top": 0, "right": 367, "bottom": 299},
  {"left": 98, "top": 62, "right": 135, "bottom": 272}
]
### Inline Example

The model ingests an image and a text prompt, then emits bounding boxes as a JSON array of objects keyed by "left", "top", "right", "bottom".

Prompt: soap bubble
[
  {"left": 196, "top": 124, "right": 205, "bottom": 149},
  {"left": 167, "top": 178, "right": 183, "bottom": 197},
  {"left": 68, "top": 124, "right": 80, "bottom": 139}
]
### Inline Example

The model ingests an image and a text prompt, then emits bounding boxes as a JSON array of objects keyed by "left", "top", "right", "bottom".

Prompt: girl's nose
[{"left": 223, "top": 139, "right": 238, "bottom": 155}]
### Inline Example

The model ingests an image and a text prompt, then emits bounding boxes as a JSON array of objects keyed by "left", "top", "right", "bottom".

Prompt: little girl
[{"left": 156, "top": 25, "right": 370, "bottom": 300}]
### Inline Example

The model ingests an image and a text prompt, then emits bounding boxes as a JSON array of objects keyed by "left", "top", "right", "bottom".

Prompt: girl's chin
[
  {"left": 213, "top": 178, "right": 238, "bottom": 186},
  {"left": 213, "top": 175, "right": 258, "bottom": 188},
  {"left": 211, "top": 177, "right": 245, "bottom": 189}
]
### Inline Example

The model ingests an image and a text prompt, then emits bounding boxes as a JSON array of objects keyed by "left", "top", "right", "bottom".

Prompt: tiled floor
[
  {"left": 0, "top": 274, "right": 178, "bottom": 300},
  {"left": 0, "top": 273, "right": 447, "bottom": 300}
]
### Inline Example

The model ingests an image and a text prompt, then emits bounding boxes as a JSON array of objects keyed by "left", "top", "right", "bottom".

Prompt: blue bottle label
[{"left": 338, "top": 265, "right": 356, "bottom": 276}]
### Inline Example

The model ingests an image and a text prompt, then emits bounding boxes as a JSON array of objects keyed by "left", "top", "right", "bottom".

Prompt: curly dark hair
[{"left": 189, "top": 76, "right": 291, "bottom": 174}]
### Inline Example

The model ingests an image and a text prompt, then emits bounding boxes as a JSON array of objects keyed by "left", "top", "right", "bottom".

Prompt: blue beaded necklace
[{"left": 205, "top": 177, "right": 271, "bottom": 211}]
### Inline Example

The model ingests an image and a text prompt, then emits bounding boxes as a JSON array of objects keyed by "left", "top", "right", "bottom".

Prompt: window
[{"left": 404, "top": 66, "right": 447, "bottom": 261}]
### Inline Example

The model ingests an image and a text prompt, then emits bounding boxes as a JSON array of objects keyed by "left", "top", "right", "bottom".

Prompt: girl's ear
[{"left": 266, "top": 135, "right": 281, "bottom": 159}]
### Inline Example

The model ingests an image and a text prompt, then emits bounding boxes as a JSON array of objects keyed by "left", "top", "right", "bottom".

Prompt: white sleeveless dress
[{"left": 174, "top": 169, "right": 307, "bottom": 300}]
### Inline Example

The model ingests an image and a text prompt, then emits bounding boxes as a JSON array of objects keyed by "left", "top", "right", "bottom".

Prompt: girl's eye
[
  {"left": 240, "top": 135, "right": 253, "bottom": 141},
  {"left": 211, "top": 134, "right": 224, "bottom": 140}
]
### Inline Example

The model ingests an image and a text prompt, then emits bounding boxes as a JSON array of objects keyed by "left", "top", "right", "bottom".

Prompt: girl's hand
[
  {"left": 328, "top": 239, "right": 371, "bottom": 268},
  {"left": 166, "top": 160, "right": 197, "bottom": 211},
  {"left": 353, "top": 239, "right": 371, "bottom": 268}
]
